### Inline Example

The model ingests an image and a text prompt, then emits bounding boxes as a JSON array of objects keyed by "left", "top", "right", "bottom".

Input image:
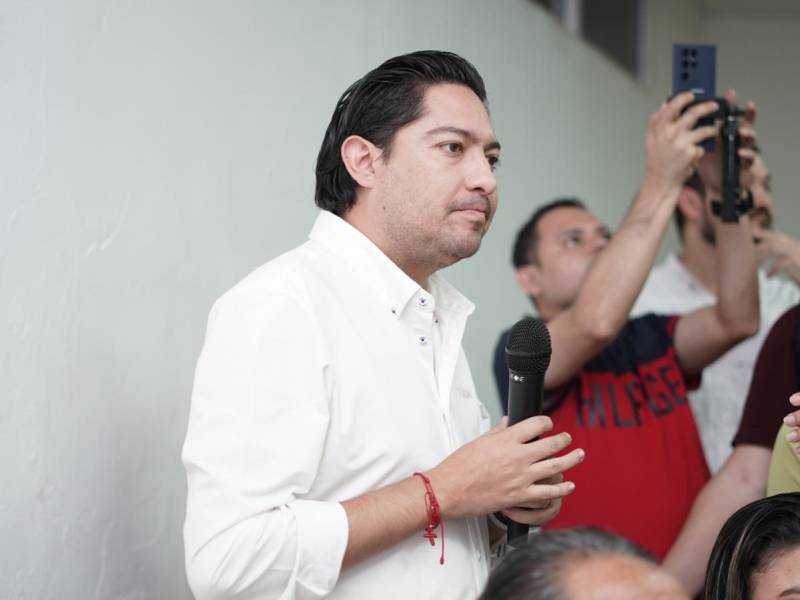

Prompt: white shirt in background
[
  {"left": 182, "top": 210, "right": 492, "bottom": 600},
  {"left": 631, "top": 253, "right": 799, "bottom": 473}
]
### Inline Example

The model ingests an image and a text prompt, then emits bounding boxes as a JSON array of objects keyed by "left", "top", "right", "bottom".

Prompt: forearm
[
  {"left": 713, "top": 214, "right": 760, "bottom": 337},
  {"left": 575, "top": 179, "right": 679, "bottom": 332},
  {"left": 663, "top": 445, "right": 769, "bottom": 595},
  {"left": 341, "top": 476, "right": 430, "bottom": 568}
]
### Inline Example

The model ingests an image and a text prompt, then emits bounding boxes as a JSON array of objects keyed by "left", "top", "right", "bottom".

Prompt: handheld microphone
[{"left": 504, "top": 317, "right": 552, "bottom": 545}]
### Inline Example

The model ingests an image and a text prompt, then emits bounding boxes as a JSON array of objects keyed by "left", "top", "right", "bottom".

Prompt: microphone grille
[{"left": 505, "top": 317, "right": 551, "bottom": 374}]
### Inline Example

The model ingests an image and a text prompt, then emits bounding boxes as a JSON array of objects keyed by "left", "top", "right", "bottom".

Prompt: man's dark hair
[
  {"left": 314, "top": 50, "right": 487, "bottom": 216},
  {"left": 703, "top": 492, "right": 800, "bottom": 600},
  {"left": 479, "top": 528, "right": 654, "bottom": 600},
  {"left": 673, "top": 171, "right": 706, "bottom": 240},
  {"left": 512, "top": 198, "right": 586, "bottom": 268}
]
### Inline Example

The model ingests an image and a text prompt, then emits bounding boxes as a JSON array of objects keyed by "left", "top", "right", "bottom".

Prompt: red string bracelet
[{"left": 413, "top": 472, "right": 445, "bottom": 565}]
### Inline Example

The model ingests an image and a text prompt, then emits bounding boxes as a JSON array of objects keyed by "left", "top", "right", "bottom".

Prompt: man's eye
[
  {"left": 487, "top": 155, "right": 501, "bottom": 171},
  {"left": 564, "top": 236, "right": 581, "bottom": 247},
  {"left": 442, "top": 142, "right": 463, "bottom": 154}
]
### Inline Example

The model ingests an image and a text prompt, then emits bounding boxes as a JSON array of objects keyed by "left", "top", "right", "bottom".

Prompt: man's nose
[
  {"left": 464, "top": 153, "right": 497, "bottom": 197},
  {"left": 752, "top": 185, "right": 773, "bottom": 213}
]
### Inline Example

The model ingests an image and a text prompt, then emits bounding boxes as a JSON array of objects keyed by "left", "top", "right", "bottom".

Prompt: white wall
[
  {"left": 0, "top": 1, "right": 708, "bottom": 597},
  {"left": 701, "top": 11, "right": 800, "bottom": 236}
]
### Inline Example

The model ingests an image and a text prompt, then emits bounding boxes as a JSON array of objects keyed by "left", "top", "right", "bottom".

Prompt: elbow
[
  {"left": 583, "top": 317, "right": 618, "bottom": 347},
  {"left": 186, "top": 545, "right": 240, "bottom": 600},
  {"left": 185, "top": 531, "right": 289, "bottom": 600},
  {"left": 725, "top": 314, "right": 760, "bottom": 343}
]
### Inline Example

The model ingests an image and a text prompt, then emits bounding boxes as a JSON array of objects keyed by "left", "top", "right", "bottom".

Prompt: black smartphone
[{"left": 672, "top": 43, "right": 717, "bottom": 151}]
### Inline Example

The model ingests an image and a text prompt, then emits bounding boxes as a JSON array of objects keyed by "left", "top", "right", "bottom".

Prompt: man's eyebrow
[
  {"left": 779, "top": 586, "right": 800, "bottom": 598},
  {"left": 559, "top": 227, "right": 583, "bottom": 238},
  {"left": 425, "top": 126, "right": 501, "bottom": 152}
]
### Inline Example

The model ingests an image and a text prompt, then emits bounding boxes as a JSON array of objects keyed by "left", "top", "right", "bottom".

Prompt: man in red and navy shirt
[{"left": 493, "top": 95, "right": 761, "bottom": 559}]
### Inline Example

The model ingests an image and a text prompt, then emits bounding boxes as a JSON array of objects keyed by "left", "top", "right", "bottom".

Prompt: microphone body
[
  {"left": 504, "top": 318, "right": 552, "bottom": 545},
  {"left": 507, "top": 370, "right": 544, "bottom": 427}
]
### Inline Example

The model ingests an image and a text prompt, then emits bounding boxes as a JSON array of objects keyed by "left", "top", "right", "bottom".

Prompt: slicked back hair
[
  {"left": 479, "top": 528, "right": 654, "bottom": 600},
  {"left": 314, "top": 50, "right": 488, "bottom": 215}
]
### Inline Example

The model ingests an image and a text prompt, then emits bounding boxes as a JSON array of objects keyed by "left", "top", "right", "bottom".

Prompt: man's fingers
[
  {"left": 520, "top": 431, "right": 574, "bottom": 463},
  {"left": 790, "top": 392, "right": 800, "bottom": 407},
  {"left": 528, "top": 447, "right": 585, "bottom": 479},
  {"left": 739, "top": 126, "right": 756, "bottom": 143},
  {"left": 489, "top": 416, "right": 509, "bottom": 434},
  {"left": 501, "top": 500, "right": 561, "bottom": 526},
  {"left": 675, "top": 100, "right": 718, "bottom": 131},
  {"left": 743, "top": 100, "right": 757, "bottom": 126},
  {"left": 687, "top": 125, "right": 717, "bottom": 146},
  {"left": 766, "top": 258, "right": 787, "bottom": 278},
  {"left": 662, "top": 92, "right": 696, "bottom": 122},
  {"left": 535, "top": 473, "right": 564, "bottom": 485},
  {"left": 524, "top": 480, "right": 576, "bottom": 502},
  {"left": 739, "top": 147, "right": 756, "bottom": 165},
  {"left": 509, "top": 415, "right": 554, "bottom": 442}
]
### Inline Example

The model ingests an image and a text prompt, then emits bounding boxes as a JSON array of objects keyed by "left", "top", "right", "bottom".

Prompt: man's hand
[
  {"left": 499, "top": 473, "right": 565, "bottom": 526},
  {"left": 428, "top": 416, "right": 584, "bottom": 525},
  {"left": 643, "top": 92, "right": 718, "bottom": 192},
  {"left": 784, "top": 392, "right": 800, "bottom": 455},
  {"left": 697, "top": 89, "right": 757, "bottom": 191},
  {"left": 754, "top": 226, "right": 800, "bottom": 284}
]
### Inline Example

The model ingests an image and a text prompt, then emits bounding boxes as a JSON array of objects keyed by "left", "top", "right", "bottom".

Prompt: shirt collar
[
  {"left": 308, "top": 210, "right": 474, "bottom": 319},
  {"left": 665, "top": 252, "right": 711, "bottom": 295}
]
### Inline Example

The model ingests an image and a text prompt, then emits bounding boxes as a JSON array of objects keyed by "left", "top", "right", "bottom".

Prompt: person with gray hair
[{"left": 480, "top": 528, "right": 689, "bottom": 600}]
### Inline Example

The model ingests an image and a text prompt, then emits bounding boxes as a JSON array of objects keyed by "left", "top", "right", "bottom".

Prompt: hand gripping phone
[{"left": 672, "top": 43, "right": 717, "bottom": 151}]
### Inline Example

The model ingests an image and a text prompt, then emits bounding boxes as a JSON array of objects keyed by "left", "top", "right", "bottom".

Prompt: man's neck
[
  {"left": 343, "top": 207, "right": 433, "bottom": 289},
  {"left": 678, "top": 232, "right": 719, "bottom": 295}
]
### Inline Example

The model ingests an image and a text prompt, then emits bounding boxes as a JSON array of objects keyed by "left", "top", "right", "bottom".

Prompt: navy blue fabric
[{"left": 492, "top": 314, "right": 675, "bottom": 415}]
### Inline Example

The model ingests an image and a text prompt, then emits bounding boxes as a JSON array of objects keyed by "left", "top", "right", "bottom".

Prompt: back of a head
[
  {"left": 703, "top": 493, "right": 800, "bottom": 600},
  {"left": 479, "top": 528, "right": 656, "bottom": 600},
  {"left": 314, "top": 50, "right": 487, "bottom": 216}
]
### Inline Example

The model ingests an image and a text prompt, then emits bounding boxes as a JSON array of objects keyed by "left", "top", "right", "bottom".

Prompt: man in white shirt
[{"left": 181, "top": 51, "right": 586, "bottom": 600}]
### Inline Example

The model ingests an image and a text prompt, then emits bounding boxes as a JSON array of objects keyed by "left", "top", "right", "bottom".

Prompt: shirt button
[{"left": 419, "top": 336, "right": 428, "bottom": 345}]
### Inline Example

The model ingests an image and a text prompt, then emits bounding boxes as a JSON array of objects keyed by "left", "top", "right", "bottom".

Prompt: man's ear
[
  {"left": 677, "top": 185, "right": 705, "bottom": 224},
  {"left": 515, "top": 265, "right": 542, "bottom": 300},
  {"left": 340, "top": 135, "right": 382, "bottom": 190}
]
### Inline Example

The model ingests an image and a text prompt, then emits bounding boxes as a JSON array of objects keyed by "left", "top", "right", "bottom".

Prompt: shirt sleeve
[
  {"left": 767, "top": 424, "right": 800, "bottom": 495},
  {"left": 734, "top": 306, "right": 800, "bottom": 448},
  {"left": 182, "top": 285, "right": 348, "bottom": 600}
]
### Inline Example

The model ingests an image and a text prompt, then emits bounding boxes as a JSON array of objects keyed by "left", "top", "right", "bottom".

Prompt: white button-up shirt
[
  {"left": 631, "top": 253, "right": 799, "bottom": 473},
  {"left": 183, "top": 210, "right": 492, "bottom": 600}
]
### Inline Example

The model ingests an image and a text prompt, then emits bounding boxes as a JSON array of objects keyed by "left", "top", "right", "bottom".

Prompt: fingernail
[
  {"left": 787, "top": 430, "right": 800, "bottom": 442},
  {"left": 785, "top": 414, "right": 798, "bottom": 426},
  {"left": 577, "top": 448, "right": 586, "bottom": 460},
  {"left": 791, "top": 395, "right": 800, "bottom": 406},
  {"left": 566, "top": 482, "right": 575, "bottom": 491}
]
